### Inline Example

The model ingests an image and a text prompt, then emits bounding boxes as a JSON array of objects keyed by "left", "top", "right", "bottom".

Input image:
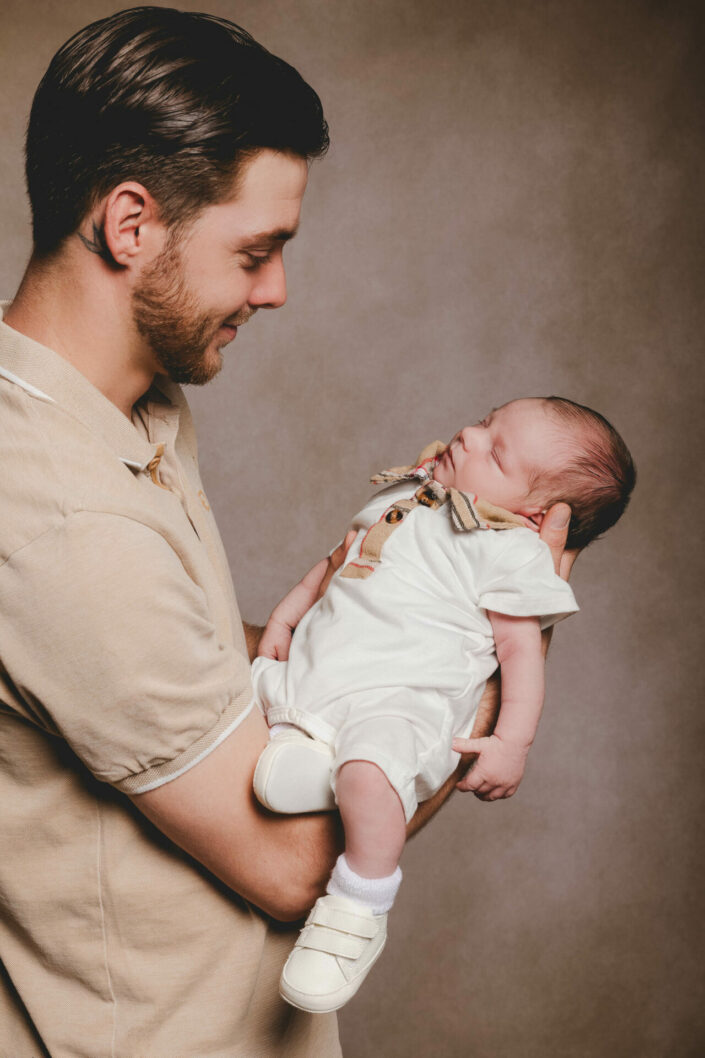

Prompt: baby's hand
[{"left": 452, "top": 734, "right": 529, "bottom": 801}]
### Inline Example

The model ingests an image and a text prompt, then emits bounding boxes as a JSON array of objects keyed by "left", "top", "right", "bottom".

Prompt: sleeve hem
[
  {"left": 479, "top": 592, "right": 579, "bottom": 621},
  {"left": 114, "top": 691, "right": 255, "bottom": 796}
]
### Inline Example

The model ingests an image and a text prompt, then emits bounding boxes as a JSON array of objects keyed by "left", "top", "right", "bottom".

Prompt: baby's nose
[{"left": 460, "top": 424, "right": 481, "bottom": 448}]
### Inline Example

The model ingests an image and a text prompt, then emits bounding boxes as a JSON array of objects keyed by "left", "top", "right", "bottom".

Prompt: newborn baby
[{"left": 251, "top": 396, "right": 635, "bottom": 1014}]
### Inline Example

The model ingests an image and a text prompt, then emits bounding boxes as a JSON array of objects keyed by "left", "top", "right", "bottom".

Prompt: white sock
[
  {"left": 268, "top": 722, "right": 300, "bottom": 739},
  {"left": 326, "top": 853, "right": 402, "bottom": 915}
]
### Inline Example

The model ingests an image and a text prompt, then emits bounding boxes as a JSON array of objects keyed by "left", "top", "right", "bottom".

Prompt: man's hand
[
  {"left": 318, "top": 529, "right": 357, "bottom": 598},
  {"left": 540, "top": 502, "right": 577, "bottom": 581},
  {"left": 536, "top": 502, "right": 577, "bottom": 660}
]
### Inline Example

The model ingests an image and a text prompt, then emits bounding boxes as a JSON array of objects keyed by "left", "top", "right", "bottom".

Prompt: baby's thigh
[{"left": 331, "top": 688, "right": 456, "bottom": 822}]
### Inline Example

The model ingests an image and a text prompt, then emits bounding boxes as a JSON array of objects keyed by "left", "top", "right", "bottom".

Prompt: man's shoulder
[{"left": 0, "top": 379, "right": 149, "bottom": 562}]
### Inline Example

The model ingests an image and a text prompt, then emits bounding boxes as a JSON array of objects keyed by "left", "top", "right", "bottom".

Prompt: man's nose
[{"left": 249, "top": 256, "right": 287, "bottom": 310}]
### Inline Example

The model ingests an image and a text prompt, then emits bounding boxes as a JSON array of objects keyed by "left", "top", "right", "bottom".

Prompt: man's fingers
[
  {"left": 539, "top": 502, "right": 571, "bottom": 575},
  {"left": 331, "top": 529, "right": 357, "bottom": 572},
  {"left": 559, "top": 547, "right": 580, "bottom": 582},
  {"left": 315, "top": 533, "right": 353, "bottom": 600},
  {"left": 319, "top": 529, "right": 357, "bottom": 598}
]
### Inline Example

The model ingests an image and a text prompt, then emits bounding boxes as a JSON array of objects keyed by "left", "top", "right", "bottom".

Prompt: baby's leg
[
  {"left": 279, "top": 761, "right": 405, "bottom": 1013},
  {"left": 336, "top": 760, "right": 406, "bottom": 879}
]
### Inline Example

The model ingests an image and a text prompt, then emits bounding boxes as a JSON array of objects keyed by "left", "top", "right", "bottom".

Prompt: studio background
[{"left": 1, "top": 1, "right": 703, "bottom": 1055}]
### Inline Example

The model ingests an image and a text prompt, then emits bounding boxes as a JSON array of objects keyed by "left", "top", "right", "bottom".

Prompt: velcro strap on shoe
[
  {"left": 296, "top": 924, "right": 366, "bottom": 960},
  {"left": 307, "top": 903, "right": 378, "bottom": 939},
  {"left": 294, "top": 926, "right": 364, "bottom": 960}
]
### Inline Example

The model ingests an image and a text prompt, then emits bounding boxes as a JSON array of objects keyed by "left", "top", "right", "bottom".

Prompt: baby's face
[{"left": 433, "top": 398, "right": 560, "bottom": 515}]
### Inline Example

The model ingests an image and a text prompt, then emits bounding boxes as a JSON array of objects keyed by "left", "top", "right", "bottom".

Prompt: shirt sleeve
[
  {"left": 476, "top": 529, "right": 579, "bottom": 630},
  {"left": 0, "top": 511, "right": 254, "bottom": 794}
]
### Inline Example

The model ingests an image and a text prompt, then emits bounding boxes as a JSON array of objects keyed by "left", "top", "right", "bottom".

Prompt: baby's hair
[{"left": 533, "top": 397, "right": 636, "bottom": 550}]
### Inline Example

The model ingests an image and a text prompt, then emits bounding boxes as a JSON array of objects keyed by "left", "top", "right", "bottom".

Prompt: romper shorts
[{"left": 252, "top": 658, "right": 475, "bottom": 822}]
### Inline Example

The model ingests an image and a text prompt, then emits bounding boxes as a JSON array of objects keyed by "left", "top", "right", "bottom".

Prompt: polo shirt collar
[{"left": 0, "top": 303, "right": 178, "bottom": 471}]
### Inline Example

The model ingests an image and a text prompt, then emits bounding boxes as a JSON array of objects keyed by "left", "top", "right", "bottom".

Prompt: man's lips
[{"left": 219, "top": 308, "right": 257, "bottom": 338}]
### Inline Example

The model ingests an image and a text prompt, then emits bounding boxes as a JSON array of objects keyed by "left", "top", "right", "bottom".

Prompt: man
[{"left": 0, "top": 7, "right": 572, "bottom": 1056}]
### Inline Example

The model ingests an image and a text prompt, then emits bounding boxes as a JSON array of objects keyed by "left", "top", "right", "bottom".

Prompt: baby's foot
[
  {"left": 279, "top": 894, "right": 387, "bottom": 1012},
  {"left": 253, "top": 730, "right": 335, "bottom": 813}
]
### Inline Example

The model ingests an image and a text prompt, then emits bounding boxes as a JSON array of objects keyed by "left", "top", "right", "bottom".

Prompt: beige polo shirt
[{"left": 0, "top": 309, "right": 340, "bottom": 1058}]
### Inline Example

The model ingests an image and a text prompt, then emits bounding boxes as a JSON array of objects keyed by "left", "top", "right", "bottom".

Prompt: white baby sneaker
[
  {"left": 253, "top": 730, "right": 336, "bottom": 813},
  {"left": 279, "top": 894, "right": 388, "bottom": 1013}
]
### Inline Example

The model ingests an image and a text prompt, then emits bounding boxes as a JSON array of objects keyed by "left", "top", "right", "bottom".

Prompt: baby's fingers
[
  {"left": 456, "top": 763, "right": 492, "bottom": 794},
  {"left": 453, "top": 736, "right": 487, "bottom": 756},
  {"left": 455, "top": 771, "right": 479, "bottom": 793},
  {"left": 459, "top": 772, "right": 499, "bottom": 800}
]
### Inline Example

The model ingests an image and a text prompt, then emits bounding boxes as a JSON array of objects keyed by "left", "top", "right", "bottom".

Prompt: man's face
[
  {"left": 132, "top": 150, "right": 309, "bottom": 385},
  {"left": 432, "top": 398, "right": 563, "bottom": 512}
]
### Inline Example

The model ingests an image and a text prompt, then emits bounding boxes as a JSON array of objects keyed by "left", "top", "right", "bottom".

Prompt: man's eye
[
  {"left": 492, "top": 449, "right": 502, "bottom": 468},
  {"left": 242, "top": 252, "right": 272, "bottom": 270}
]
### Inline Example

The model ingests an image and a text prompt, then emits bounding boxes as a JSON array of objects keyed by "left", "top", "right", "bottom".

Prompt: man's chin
[
  {"left": 190, "top": 348, "right": 224, "bottom": 385},
  {"left": 160, "top": 347, "right": 224, "bottom": 386}
]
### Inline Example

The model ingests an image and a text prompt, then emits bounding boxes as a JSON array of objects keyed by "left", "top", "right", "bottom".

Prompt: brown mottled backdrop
[{"left": 2, "top": 1, "right": 703, "bottom": 1055}]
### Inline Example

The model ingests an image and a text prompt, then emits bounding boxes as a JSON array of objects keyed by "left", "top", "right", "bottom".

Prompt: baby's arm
[
  {"left": 456, "top": 612, "right": 544, "bottom": 800},
  {"left": 258, "top": 529, "right": 358, "bottom": 660},
  {"left": 258, "top": 557, "right": 330, "bottom": 660}
]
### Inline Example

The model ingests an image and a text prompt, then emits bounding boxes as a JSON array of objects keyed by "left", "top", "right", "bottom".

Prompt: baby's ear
[{"left": 516, "top": 506, "right": 545, "bottom": 533}]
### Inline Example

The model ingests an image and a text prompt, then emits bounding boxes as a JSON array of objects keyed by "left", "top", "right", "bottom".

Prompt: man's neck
[{"left": 5, "top": 249, "right": 159, "bottom": 418}]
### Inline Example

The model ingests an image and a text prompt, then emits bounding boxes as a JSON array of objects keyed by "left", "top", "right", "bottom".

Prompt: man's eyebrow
[{"left": 238, "top": 227, "right": 299, "bottom": 247}]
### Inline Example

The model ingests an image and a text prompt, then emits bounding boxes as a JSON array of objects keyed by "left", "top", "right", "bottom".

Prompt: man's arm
[
  {"left": 132, "top": 706, "right": 343, "bottom": 922},
  {"left": 135, "top": 508, "right": 573, "bottom": 915},
  {"left": 243, "top": 621, "right": 264, "bottom": 662},
  {"left": 169, "top": 530, "right": 358, "bottom": 918}
]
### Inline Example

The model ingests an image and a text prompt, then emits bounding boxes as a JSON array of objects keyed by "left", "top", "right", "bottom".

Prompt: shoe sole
[
  {"left": 253, "top": 738, "right": 336, "bottom": 814},
  {"left": 279, "top": 936, "right": 387, "bottom": 1013}
]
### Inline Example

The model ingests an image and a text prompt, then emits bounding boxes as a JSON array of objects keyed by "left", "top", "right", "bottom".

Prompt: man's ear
[
  {"left": 516, "top": 505, "right": 546, "bottom": 533},
  {"left": 97, "top": 182, "right": 163, "bottom": 267}
]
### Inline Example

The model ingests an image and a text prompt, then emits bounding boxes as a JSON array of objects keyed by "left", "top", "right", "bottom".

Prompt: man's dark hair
[
  {"left": 26, "top": 6, "right": 329, "bottom": 255},
  {"left": 534, "top": 397, "right": 636, "bottom": 550}
]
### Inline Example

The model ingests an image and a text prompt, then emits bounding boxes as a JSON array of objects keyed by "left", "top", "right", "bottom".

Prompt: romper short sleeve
[
  {"left": 0, "top": 510, "right": 254, "bottom": 794},
  {"left": 476, "top": 528, "right": 579, "bottom": 629}
]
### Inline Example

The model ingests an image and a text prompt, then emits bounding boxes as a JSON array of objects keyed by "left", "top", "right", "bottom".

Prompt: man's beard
[{"left": 132, "top": 239, "right": 252, "bottom": 386}]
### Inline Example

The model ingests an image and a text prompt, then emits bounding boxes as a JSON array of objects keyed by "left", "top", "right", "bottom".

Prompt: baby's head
[{"left": 432, "top": 397, "right": 635, "bottom": 549}]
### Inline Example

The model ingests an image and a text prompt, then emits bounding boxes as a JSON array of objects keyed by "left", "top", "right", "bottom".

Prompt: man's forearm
[
  {"left": 133, "top": 708, "right": 343, "bottom": 922},
  {"left": 243, "top": 621, "right": 264, "bottom": 662}
]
